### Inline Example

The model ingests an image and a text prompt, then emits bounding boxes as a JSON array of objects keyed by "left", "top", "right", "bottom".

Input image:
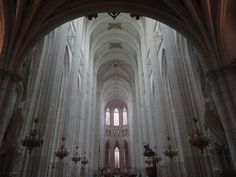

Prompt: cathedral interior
[{"left": 0, "top": 1, "right": 236, "bottom": 177}]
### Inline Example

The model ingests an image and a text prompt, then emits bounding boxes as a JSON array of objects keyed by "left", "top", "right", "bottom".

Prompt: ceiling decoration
[
  {"left": 107, "top": 23, "right": 122, "bottom": 30},
  {"left": 109, "top": 42, "right": 122, "bottom": 49},
  {"left": 108, "top": 12, "right": 120, "bottom": 20},
  {"left": 86, "top": 14, "right": 98, "bottom": 20},
  {"left": 90, "top": 13, "right": 139, "bottom": 104},
  {"left": 130, "top": 14, "right": 142, "bottom": 20}
]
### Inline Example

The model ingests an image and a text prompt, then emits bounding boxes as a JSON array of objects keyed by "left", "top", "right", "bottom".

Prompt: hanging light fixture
[
  {"left": 143, "top": 143, "right": 155, "bottom": 157},
  {"left": 188, "top": 118, "right": 209, "bottom": 153},
  {"left": 163, "top": 137, "right": 178, "bottom": 160},
  {"left": 144, "top": 157, "right": 153, "bottom": 166},
  {"left": 21, "top": 118, "right": 44, "bottom": 155},
  {"left": 55, "top": 137, "right": 69, "bottom": 161},
  {"left": 152, "top": 147, "right": 162, "bottom": 165},
  {"left": 71, "top": 146, "right": 81, "bottom": 164},
  {"left": 81, "top": 152, "right": 89, "bottom": 166}
]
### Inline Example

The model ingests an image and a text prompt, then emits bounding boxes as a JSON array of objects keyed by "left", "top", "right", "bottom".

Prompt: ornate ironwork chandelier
[
  {"left": 55, "top": 137, "right": 69, "bottom": 161},
  {"left": 152, "top": 147, "right": 162, "bottom": 164},
  {"left": 188, "top": 118, "right": 209, "bottom": 153},
  {"left": 71, "top": 146, "right": 81, "bottom": 164},
  {"left": 143, "top": 143, "right": 155, "bottom": 157},
  {"left": 21, "top": 118, "right": 44, "bottom": 155},
  {"left": 163, "top": 137, "right": 178, "bottom": 160},
  {"left": 81, "top": 152, "right": 89, "bottom": 166},
  {"left": 144, "top": 157, "right": 153, "bottom": 166}
]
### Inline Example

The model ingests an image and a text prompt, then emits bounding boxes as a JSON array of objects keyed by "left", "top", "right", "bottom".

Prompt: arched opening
[
  {"left": 123, "top": 108, "right": 128, "bottom": 126},
  {"left": 105, "top": 108, "right": 110, "bottom": 126},
  {"left": 105, "top": 141, "right": 110, "bottom": 169},
  {"left": 0, "top": 2, "right": 235, "bottom": 177},
  {"left": 113, "top": 108, "right": 119, "bottom": 126},
  {"left": 124, "top": 140, "right": 129, "bottom": 172},
  {"left": 114, "top": 146, "right": 120, "bottom": 169},
  {"left": 1, "top": 0, "right": 230, "bottom": 74}
]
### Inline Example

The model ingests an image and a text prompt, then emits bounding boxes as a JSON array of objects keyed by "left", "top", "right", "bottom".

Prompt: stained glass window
[
  {"left": 114, "top": 108, "right": 119, "bottom": 126},
  {"left": 123, "top": 108, "right": 128, "bottom": 125},
  {"left": 106, "top": 108, "right": 110, "bottom": 125},
  {"left": 114, "top": 147, "right": 120, "bottom": 168}
]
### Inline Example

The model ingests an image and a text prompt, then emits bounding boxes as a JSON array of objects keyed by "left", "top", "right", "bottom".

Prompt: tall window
[
  {"left": 114, "top": 108, "right": 119, "bottom": 126},
  {"left": 114, "top": 147, "right": 120, "bottom": 169},
  {"left": 105, "top": 108, "right": 110, "bottom": 125},
  {"left": 123, "top": 108, "right": 128, "bottom": 125}
]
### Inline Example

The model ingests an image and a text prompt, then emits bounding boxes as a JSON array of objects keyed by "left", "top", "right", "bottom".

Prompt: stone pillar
[
  {"left": 0, "top": 106, "right": 25, "bottom": 177},
  {"left": 0, "top": 70, "right": 21, "bottom": 148},
  {"left": 3, "top": 149, "right": 23, "bottom": 177},
  {"left": 207, "top": 60, "right": 236, "bottom": 169}
]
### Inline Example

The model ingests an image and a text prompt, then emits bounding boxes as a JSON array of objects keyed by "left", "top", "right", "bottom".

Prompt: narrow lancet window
[
  {"left": 114, "top": 147, "right": 120, "bottom": 169},
  {"left": 114, "top": 108, "right": 119, "bottom": 126},
  {"left": 123, "top": 108, "right": 128, "bottom": 125},
  {"left": 106, "top": 108, "right": 110, "bottom": 125}
]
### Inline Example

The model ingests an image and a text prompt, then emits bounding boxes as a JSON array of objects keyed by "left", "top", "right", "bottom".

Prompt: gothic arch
[
  {"left": 0, "top": 0, "right": 231, "bottom": 74},
  {"left": 105, "top": 140, "right": 110, "bottom": 168},
  {"left": 123, "top": 140, "right": 129, "bottom": 170},
  {"left": 0, "top": 1, "right": 4, "bottom": 54}
]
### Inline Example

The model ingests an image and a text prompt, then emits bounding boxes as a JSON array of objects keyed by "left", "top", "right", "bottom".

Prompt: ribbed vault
[
  {"left": 93, "top": 14, "right": 137, "bottom": 106},
  {"left": 0, "top": 0, "right": 233, "bottom": 73}
]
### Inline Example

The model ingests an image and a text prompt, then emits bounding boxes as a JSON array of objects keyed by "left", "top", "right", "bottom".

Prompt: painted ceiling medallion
[
  {"left": 109, "top": 43, "right": 122, "bottom": 49},
  {"left": 108, "top": 12, "right": 120, "bottom": 20},
  {"left": 107, "top": 23, "right": 122, "bottom": 30}
]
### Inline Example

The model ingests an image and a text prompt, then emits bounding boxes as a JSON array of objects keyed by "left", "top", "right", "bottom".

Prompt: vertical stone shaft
[{"left": 0, "top": 71, "right": 20, "bottom": 147}]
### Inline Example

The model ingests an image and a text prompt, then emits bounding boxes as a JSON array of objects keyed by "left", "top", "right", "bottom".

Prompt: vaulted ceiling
[
  {"left": 91, "top": 13, "right": 139, "bottom": 105},
  {"left": 0, "top": 0, "right": 235, "bottom": 75}
]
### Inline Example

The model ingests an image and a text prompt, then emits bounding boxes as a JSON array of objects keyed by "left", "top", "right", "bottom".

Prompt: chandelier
[
  {"left": 143, "top": 143, "right": 155, "bottom": 157},
  {"left": 163, "top": 137, "right": 178, "bottom": 160},
  {"left": 55, "top": 137, "right": 69, "bottom": 161},
  {"left": 21, "top": 118, "right": 44, "bottom": 155},
  {"left": 143, "top": 144, "right": 162, "bottom": 166},
  {"left": 71, "top": 146, "right": 81, "bottom": 164},
  {"left": 188, "top": 118, "right": 209, "bottom": 153},
  {"left": 81, "top": 152, "right": 89, "bottom": 166},
  {"left": 144, "top": 157, "right": 153, "bottom": 166},
  {"left": 152, "top": 147, "right": 162, "bottom": 164}
]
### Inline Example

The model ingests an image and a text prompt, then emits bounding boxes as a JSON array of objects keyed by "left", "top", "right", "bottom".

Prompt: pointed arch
[
  {"left": 0, "top": 1, "right": 4, "bottom": 53},
  {"left": 114, "top": 146, "right": 120, "bottom": 169},
  {"left": 105, "top": 108, "right": 110, "bottom": 125},
  {"left": 124, "top": 140, "right": 129, "bottom": 171},
  {"left": 114, "top": 108, "right": 119, "bottom": 126},
  {"left": 105, "top": 140, "right": 110, "bottom": 168},
  {"left": 123, "top": 107, "right": 128, "bottom": 125}
]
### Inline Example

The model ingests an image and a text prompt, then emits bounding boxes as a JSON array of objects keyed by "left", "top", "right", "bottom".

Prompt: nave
[{"left": 0, "top": 2, "right": 236, "bottom": 177}]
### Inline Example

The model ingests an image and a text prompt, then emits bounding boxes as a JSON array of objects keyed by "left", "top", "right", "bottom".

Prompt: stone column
[
  {"left": 0, "top": 70, "right": 21, "bottom": 148},
  {"left": 207, "top": 60, "right": 236, "bottom": 169},
  {"left": 1, "top": 107, "right": 24, "bottom": 177}
]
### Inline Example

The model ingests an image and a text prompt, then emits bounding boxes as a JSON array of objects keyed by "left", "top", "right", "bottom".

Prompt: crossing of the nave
[{"left": 0, "top": 2, "right": 236, "bottom": 177}]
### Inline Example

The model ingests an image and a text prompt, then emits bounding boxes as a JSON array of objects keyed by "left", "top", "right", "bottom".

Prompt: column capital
[{"left": 206, "top": 59, "right": 236, "bottom": 79}]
